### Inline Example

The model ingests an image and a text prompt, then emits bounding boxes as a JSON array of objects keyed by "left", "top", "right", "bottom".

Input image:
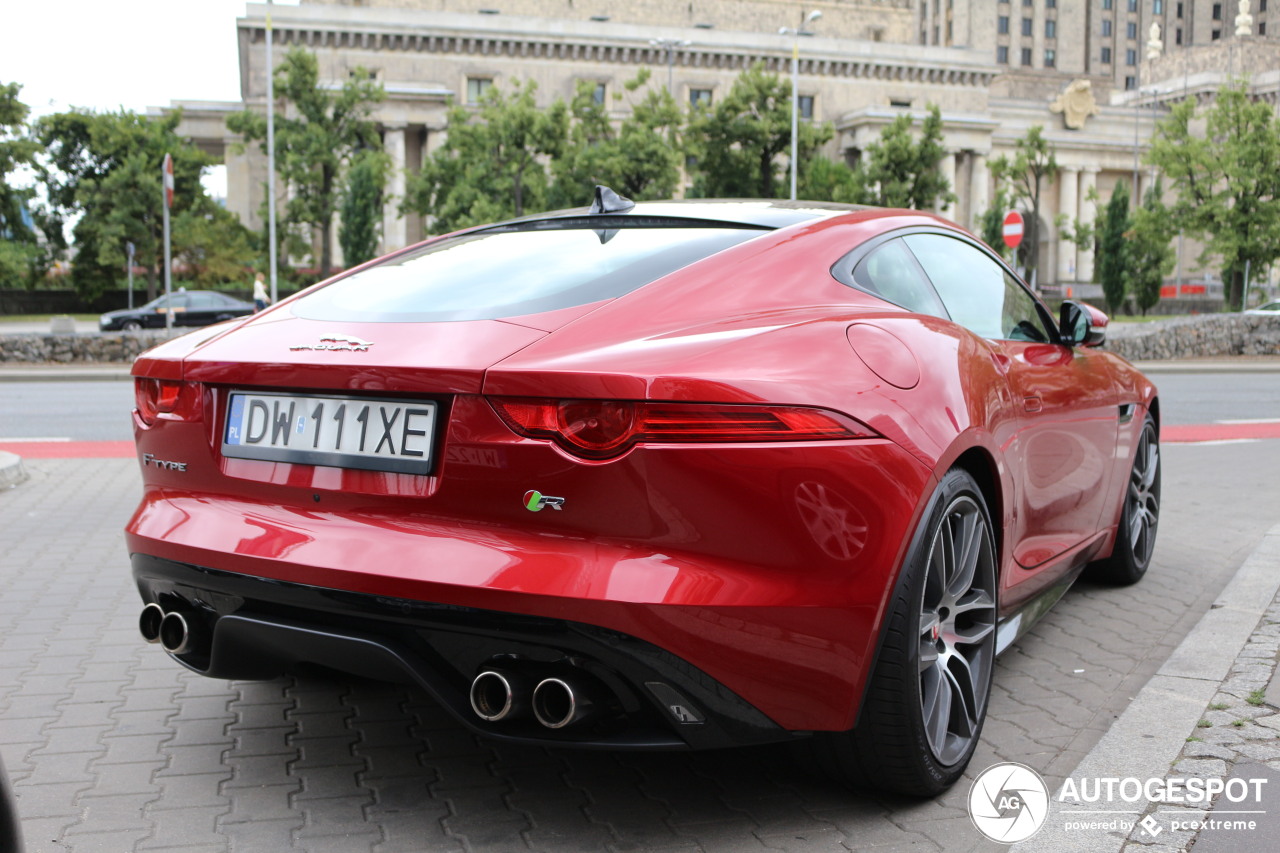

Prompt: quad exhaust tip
[
  {"left": 138, "top": 603, "right": 165, "bottom": 644},
  {"left": 470, "top": 669, "right": 530, "bottom": 722}
]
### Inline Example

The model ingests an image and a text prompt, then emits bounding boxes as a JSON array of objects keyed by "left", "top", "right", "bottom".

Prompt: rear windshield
[{"left": 291, "top": 224, "right": 766, "bottom": 323}]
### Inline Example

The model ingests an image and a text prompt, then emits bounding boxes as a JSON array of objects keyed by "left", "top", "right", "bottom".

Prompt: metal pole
[
  {"left": 667, "top": 45, "right": 674, "bottom": 95},
  {"left": 162, "top": 186, "right": 172, "bottom": 333},
  {"left": 266, "top": 0, "right": 278, "bottom": 306},
  {"left": 1244, "top": 259, "right": 1252, "bottom": 311},
  {"left": 790, "top": 38, "right": 799, "bottom": 201},
  {"left": 126, "top": 241, "right": 135, "bottom": 310}
]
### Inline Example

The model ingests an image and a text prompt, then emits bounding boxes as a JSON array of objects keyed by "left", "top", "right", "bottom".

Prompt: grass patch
[
  {"left": 1233, "top": 720, "right": 1247, "bottom": 728},
  {"left": 1187, "top": 736, "right": 1203, "bottom": 742},
  {"left": 1247, "top": 689, "right": 1268, "bottom": 707},
  {"left": 1197, "top": 719, "right": 1213, "bottom": 728},
  {"left": 1209, "top": 702, "right": 1231, "bottom": 711}
]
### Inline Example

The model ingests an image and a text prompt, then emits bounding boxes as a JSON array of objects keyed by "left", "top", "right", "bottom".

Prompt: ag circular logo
[{"left": 968, "top": 762, "right": 1050, "bottom": 844}]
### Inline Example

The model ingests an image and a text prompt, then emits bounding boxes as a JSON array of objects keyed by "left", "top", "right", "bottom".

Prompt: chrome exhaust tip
[
  {"left": 532, "top": 677, "right": 594, "bottom": 730},
  {"left": 470, "top": 670, "right": 530, "bottom": 722},
  {"left": 138, "top": 603, "right": 165, "bottom": 644},
  {"left": 158, "top": 610, "right": 201, "bottom": 656}
]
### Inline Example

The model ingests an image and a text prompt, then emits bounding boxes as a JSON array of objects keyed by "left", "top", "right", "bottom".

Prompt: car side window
[
  {"left": 851, "top": 239, "right": 949, "bottom": 318},
  {"left": 188, "top": 293, "right": 216, "bottom": 309},
  {"left": 902, "top": 233, "right": 1051, "bottom": 342}
]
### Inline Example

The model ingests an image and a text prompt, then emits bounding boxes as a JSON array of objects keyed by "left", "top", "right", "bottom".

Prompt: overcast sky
[{"left": 2, "top": 1, "right": 299, "bottom": 119}]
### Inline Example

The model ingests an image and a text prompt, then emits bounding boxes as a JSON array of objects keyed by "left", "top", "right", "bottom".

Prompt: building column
[
  {"left": 1077, "top": 169, "right": 1099, "bottom": 284},
  {"left": 382, "top": 124, "right": 408, "bottom": 253},
  {"left": 938, "top": 151, "right": 957, "bottom": 221},
  {"left": 1057, "top": 166, "right": 1079, "bottom": 283},
  {"left": 970, "top": 153, "right": 990, "bottom": 232}
]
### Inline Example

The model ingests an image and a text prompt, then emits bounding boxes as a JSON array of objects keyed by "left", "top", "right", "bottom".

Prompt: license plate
[{"left": 222, "top": 392, "right": 437, "bottom": 474}]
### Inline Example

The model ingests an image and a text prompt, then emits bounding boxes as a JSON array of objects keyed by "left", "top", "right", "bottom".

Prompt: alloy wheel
[
  {"left": 918, "top": 495, "right": 997, "bottom": 766},
  {"left": 1126, "top": 423, "right": 1160, "bottom": 567}
]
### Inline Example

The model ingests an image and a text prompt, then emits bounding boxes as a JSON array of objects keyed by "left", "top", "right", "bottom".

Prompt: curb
[
  {"left": 1014, "top": 523, "right": 1280, "bottom": 852},
  {"left": 0, "top": 451, "right": 28, "bottom": 489},
  {"left": 0, "top": 365, "right": 132, "bottom": 382}
]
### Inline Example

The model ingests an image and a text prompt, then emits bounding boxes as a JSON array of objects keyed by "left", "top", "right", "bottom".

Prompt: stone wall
[
  {"left": 2, "top": 315, "right": 1278, "bottom": 364},
  {"left": 0, "top": 332, "right": 170, "bottom": 364},
  {"left": 1105, "top": 314, "right": 1280, "bottom": 361}
]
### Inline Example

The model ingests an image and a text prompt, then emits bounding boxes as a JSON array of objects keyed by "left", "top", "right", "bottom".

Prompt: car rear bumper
[{"left": 132, "top": 553, "right": 800, "bottom": 750}]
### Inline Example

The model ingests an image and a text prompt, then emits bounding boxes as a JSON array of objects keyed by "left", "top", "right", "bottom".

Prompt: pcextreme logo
[{"left": 968, "top": 762, "right": 1050, "bottom": 844}]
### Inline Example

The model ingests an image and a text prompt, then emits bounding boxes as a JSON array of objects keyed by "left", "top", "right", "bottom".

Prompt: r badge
[{"left": 523, "top": 490, "right": 565, "bottom": 512}]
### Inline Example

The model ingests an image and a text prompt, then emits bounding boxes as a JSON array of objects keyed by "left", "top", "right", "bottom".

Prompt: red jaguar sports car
[{"left": 127, "top": 191, "right": 1159, "bottom": 796}]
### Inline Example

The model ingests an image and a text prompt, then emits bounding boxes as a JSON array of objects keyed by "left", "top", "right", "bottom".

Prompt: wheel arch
[{"left": 949, "top": 445, "right": 1004, "bottom": 573}]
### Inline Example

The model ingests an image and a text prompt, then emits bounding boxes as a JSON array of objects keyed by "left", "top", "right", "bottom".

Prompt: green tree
[
  {"left": 339, "top": 148, "right": 389, "bottom": 267},
  {"left": 1147, "top": 83, "right": 1280, "bottom": 311},
  {"left": 0, "top": 81, "right": 48, "bottom": 287},
  {"left": 404, "top": 79, "right": 567, "bottom": 234},
  {"left": 36, "top": 109, "right": 245, "bottom": 299},
  {"left": 550, "top": 70, "right": 683, "bottom": 207},
  {"left": 228, "top": 48, "right": 385, "bottom": 278},
  {"left": 978, "top": 185, "right": 1015, "bottom": 261},
  {"left": 686, "top": 62, "right": 832, "bottom": 199},
  {"left": 861, "top": 105, "right": 954, "bottom": 210},
  {"left": 991, "top": 125, "right": 1059, "bottom": 286},
  {"left": 1097, "top": 181, "right": 1132, "bottom": 316},
  {"left": 798, "top": 155, "right": 865, "bottom": 203},
  {"left": 1127, "top": 179, "right": 1176, "bottom": 315}
]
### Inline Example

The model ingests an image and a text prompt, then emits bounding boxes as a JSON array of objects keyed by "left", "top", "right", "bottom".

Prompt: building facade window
[
  {"left": 1128, "top": 0, "right": 1138, "bottom": 11},
  {"left": 997, "top": 45, "right": 1010, "bottom": 63},
  {"left": 689, "top": 88, "right": 713, "bottom": 108},
  {"left": 999, "top": 15, "right": 1010, "bottom": 33},
  {"left": 1046, "top": 19, "right": 1056, "bottom": 38},
  {"left": 1103, "top": 19, "right": 1112, "bottom": 36},
  {"left": 1101, "top": 46, "right": 1113, "bottom": 62},
  {"left": 1177, "top": 2, "right": 1184, "bottom": 16},
  {"left": 798, "top": 95, "right": 814, "bottom": 119},
  {"left": 1021, "top": 47, "right": 1033, "bottom": 65},
  {"left": 466, "top": 77, "right": 493, "bottom": 104},
  {"left": 1154, "top": 0, "right": 1163, "bottom": 13},
  {"left": 1126, "top": 47, "right": 1137, "bottom": 64},
  {"left": 1175, "top": 27, "right": 1183, "bottom": 44},
  {"left": 592, "top": 82, "right": 607, "bottom": 105},
  {"left": 1212, "top": 28, "right": 1222, "bottom": 39},
  {"left": 1103, "top": 0, "right": 1113, "bottom": 9},
  {"left": 1127, "top": 21, "right": 1138, "bottom": 38},
  {"left": 1125, "top": 75, "right": 1136, "bottom": 90},
  {"left": 1022, "top": 17, "right": 1033, "bottom": 35},
  {"left": 1045, "top": 48, "right": 1056, "bottom": 67},
  {"left": 1212, "top": 3, "right": 1222, "bottom": 18}
]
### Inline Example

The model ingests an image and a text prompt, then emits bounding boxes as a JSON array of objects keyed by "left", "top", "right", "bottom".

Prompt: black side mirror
[{"left": 1059, "top": 301, "right": 1106, "bottom": 347}]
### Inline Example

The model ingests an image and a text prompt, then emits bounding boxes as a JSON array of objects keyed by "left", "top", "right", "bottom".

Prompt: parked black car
[{"left": 99, "top": 290, "right": 254, "bottom": 331}]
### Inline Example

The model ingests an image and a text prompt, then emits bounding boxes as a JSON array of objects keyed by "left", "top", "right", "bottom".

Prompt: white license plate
[{"left": 222, "top": 392, "right": 437, "bottom": 474}]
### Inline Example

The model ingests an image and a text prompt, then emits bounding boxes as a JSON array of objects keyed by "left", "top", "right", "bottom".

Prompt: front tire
[
  {"left": 1087, "top": 414, "right": 1160, "bottom": 586},
  {"left": 122, "top": 319, "right": 143, "bottom": 332},
  {"left": 810, "top": 468, "right": 998, "bottom": 796}
]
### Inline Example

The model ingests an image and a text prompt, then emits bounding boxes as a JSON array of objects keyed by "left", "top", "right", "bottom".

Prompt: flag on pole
[{"left": 162, "top": 153, "right": 174, "bottom": 209}]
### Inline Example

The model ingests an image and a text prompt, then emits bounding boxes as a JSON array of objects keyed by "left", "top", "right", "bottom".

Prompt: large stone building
[{"left": 165, "top": 0, "right": 1280, "bottom": 292}]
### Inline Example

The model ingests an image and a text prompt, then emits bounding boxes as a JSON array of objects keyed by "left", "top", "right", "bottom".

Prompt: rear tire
[
  {"left": 1087, "top": 414, "right": 1160, "bottom": 586},
  {"left": 809, "top": 468, "right": 998, "bottom": 796},
  {"left": 122, "top": 320, "right": 142, "bottom": 331}
]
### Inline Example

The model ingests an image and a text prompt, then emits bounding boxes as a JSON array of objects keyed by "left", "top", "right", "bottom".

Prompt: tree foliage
[
  {"left": 1127, "top": 179, "right": 1176, "bottom": 315},
  {"left": 990, "top": 125, "right": 1059, "bottom": 286},
  {"left": 36, "top": 109, "right": 247, "bottom": 298},
  {"left": 978, "top": 185, "right": 1015, "bottom": 261},
  {"left": 1097, "top": 181, "right": 1132, "bottom": 316},
  {"left": 0, "top": 82, "right": 52, "bottom": 288},
  {"left": 550, "top": 70, "right": 683, "bottom": 208},
  {"left": 1147, "top": 83, "right": 1280, "bottom": 311},
  {"left": 861, "top": 105, "right": 954, "bottom": 210},
  {"left": 228, "top": 47, "right": 385, "bottom": 278},
  {"left": 339, "top": 148, "right": 389, "bottom": 267},
  {"left": 403, "top": 79, "right": 567, "bottom": 234},
  {"left": 685, "top": 63, "right": 832, "bottom": 199}
]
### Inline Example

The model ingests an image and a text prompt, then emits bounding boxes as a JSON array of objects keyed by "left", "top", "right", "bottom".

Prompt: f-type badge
[
  {"left": 523, "top": 490, "right": 565, "bottom": 512},
  {"left": 290, "top": 334, "right": 373, "bottom": 352}
]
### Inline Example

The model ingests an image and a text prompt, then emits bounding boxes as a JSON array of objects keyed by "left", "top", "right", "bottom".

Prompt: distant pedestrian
[{"left": 252, "top": 272, "right": 269, "bottom": 312}]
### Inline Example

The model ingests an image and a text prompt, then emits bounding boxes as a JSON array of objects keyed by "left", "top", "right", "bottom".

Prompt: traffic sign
[
  {"left": 162, "top": 153, "right": 174, "bottom": 209},
  {"left": 1002, "top": 210, "right": 1024, "bottom": 249}
]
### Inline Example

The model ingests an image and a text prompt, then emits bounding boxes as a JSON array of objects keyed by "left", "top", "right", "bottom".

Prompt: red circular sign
[{"left": 1002, "top": 210, "right": 1024, "bottom": 249}]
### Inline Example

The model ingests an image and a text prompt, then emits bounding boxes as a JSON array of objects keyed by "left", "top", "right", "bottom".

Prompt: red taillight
[
  {"left": 135, "top": 379, "right": 202, "bottom": 425},
  {"left": 489, "top": 397, "right": 873, "bottom": 460}
]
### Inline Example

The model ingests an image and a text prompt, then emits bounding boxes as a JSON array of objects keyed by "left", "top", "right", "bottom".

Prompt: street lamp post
[
  {"left": 648, "top": 37, "right": 690, "bottom": 96},
  {"left": 780, "top": 10, "right": 822, "bottom": 201}
]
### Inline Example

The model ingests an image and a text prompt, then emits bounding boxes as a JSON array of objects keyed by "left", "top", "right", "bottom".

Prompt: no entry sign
[{"left": 1002, "top": 210, "right": 1024, "bottom": 249}]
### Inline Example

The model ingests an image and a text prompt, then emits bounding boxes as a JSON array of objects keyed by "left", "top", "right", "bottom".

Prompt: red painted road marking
[
  {"left": 0, "top": 441, "right": 136, "bottom": 459},
  {"left": 1163, "top": 423, "right": 1280, "bottom": 444}
]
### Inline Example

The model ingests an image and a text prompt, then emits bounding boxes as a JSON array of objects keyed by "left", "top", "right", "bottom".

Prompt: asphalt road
[{"left": 1, "top": 373, "right": 1278, "bottom": 851}]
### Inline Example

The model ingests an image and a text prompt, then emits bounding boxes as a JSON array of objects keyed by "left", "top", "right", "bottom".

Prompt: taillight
[
  {"left": 489, "top": 397, "right": 874, "bottom": 460},
  {"left": 135, "top": 379, "right": 203, "bottom": 425}
]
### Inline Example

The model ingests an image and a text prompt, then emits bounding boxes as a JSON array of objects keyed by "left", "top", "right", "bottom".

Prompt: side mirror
[{"left": 1059, "top": 301, "right": 1108, "bottom": 348}]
